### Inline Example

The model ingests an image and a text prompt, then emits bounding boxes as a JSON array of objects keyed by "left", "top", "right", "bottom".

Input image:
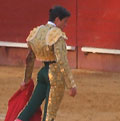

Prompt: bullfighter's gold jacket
[{"left": 27, "top": 23, "right": 76, "bottom": 89}]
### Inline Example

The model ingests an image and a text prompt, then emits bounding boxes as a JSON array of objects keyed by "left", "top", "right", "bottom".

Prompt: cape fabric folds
[{"left": 4, "top": 79, "right": 42, "bottom": 121}]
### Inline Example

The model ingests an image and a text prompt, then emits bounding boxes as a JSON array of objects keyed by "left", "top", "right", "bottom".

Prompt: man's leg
[
  {"left": 18, "top": 67, "right": 49, "bottom": 121},
  {"left": 43, "top": 83, "right": 65, "bottom": 121},
  {"left": 18, "top": 81, "right": 48, "bottom": 121}
]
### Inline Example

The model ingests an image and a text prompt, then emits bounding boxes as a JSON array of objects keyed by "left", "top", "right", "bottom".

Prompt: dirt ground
[{"left": 0, "top": 66, "right": 120, "bottom": 121}]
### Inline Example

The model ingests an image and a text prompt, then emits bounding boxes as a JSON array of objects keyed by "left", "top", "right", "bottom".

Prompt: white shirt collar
[{"left": 47, "top": 21, "right": 56, "bottom": 26}]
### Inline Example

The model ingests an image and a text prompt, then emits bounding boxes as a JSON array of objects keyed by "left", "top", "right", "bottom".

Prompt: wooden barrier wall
[{"left": 1, "top": 0, "right": 120, "bottom": 71}]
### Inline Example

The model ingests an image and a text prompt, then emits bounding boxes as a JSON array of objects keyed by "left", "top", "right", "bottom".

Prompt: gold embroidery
[
  {"left": 45, "top": 37, "right": 76, "bottom": 121},
  {"left": 46, "top": 27, "right": 68, "bottom": 46},
  {"left": 26, "top": 24, "right": 56, "bottom": 61},
  {"left": 27, "top": 24, "right": 76, "bottom": 121},
  {"left": 60, "top": 68, "right": 64, "bottom": 72},
  {"left": 53, "top": 37, "right": 76, "bottom": 89}
]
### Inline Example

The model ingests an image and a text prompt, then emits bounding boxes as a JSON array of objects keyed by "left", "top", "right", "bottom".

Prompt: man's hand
[
  {"left": 20, "top": 79, "right": 33, "bottom": 91},
  {"left": 20, "top": 81, "right": 27, "bottom": 91},
  {"left": 20, "top": 80, "right": 30, "bottom": 91},
  {"left": 69, "top": 87, "right": 77, "bottom": 97}
]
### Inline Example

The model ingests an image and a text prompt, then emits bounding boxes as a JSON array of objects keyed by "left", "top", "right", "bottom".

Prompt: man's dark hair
[{"left": 49, "top": 6, "right": 71, "bottom": 22}]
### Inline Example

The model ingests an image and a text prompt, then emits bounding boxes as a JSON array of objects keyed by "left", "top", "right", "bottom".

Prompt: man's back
[{"left": 26, "top": 24, "right": 56, "bottom": 61}]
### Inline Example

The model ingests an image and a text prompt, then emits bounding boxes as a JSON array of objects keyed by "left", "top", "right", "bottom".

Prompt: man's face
[{"left": 55, "top": 17, "right": 69, "bottom": 30}]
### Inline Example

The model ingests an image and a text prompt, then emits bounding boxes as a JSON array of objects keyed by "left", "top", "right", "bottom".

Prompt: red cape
[{"left": 4, "top": 79, "right": 42, "bottom": 121}]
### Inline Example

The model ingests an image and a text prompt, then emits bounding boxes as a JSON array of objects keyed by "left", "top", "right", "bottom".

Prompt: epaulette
[
  {"left": 26, "top": 25, "right": 44, "bottom": 42},
  {"left": 46, "top": 27, "right": 68, "bottom": 46}
]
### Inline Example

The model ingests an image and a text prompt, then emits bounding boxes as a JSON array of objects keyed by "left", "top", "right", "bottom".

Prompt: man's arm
[
  {"left": 24, "top": 49, "right": 36, "bottom": 84},
  {"left": 54, "top": 37, "right": 77, "bottom": 92}
]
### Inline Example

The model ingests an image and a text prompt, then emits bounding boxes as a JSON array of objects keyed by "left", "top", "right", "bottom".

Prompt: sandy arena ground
[{"left": 0, "top": 66, "right": 120, "bottom": 121}]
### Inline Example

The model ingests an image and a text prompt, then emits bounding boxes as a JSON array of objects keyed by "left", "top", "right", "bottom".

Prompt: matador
[{"left": 15, "top": 5, "right": 77, "bottom": 121}]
